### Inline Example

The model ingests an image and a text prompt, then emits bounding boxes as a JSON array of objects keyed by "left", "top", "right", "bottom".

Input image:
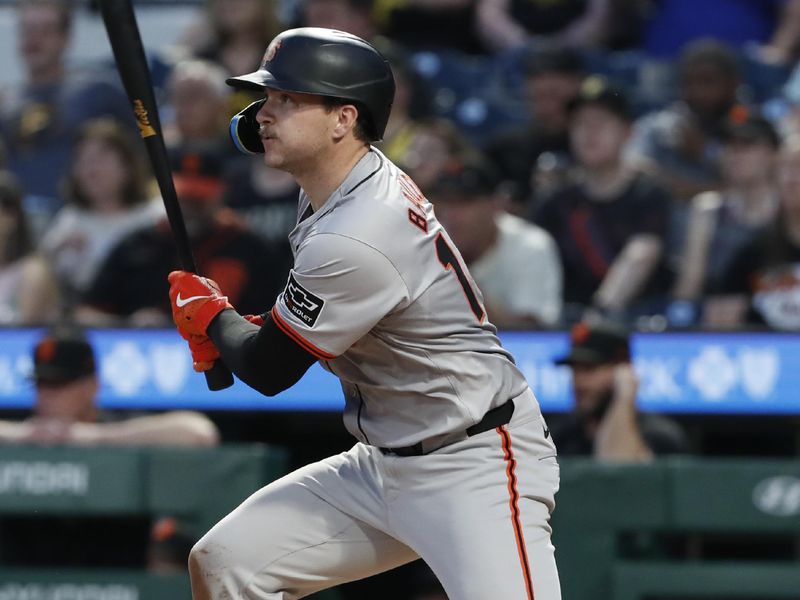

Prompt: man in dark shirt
[
  {"left": 484, "top": 45, "right": 584, "bottom": 209},
  {"left": 549, "top": 320, "right": 688, "bottom": 460},
  {"left": 76, "top": 148, "right": 289, "bottom": 326},
  {"left": 533, "top": 77, "right": 672, "bottom": 322}
]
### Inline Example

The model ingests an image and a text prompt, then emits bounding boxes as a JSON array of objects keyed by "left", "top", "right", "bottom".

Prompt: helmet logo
[{"left": 262, "top": 39, "right": 283, "bottom": 66}]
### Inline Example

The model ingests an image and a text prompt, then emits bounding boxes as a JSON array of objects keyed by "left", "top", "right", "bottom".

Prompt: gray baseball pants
[{"left": 189, "top": 388, "right": 561, "bottom": 599}]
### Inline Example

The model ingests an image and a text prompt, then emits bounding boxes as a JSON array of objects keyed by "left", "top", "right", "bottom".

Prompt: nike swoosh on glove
[{"left": 168, "top": 271, "right": 233, "bottom": 337}]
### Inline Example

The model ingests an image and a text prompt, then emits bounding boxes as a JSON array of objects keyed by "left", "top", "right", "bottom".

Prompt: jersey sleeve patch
[{"left": 283, "top": 272, "right": 325, "bottom": 327}]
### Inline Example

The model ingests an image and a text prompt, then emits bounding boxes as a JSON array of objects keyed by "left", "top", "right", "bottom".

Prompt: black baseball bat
[{"left": 99, "top": 0, "right": 234, "bottom": 391}]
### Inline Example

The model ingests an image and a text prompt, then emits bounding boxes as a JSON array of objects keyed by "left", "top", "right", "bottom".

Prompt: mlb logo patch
[{"left": 283, "top": 273, "right": 324, "bottom": 327}]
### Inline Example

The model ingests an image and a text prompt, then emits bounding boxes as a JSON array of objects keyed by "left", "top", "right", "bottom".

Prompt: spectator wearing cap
[
  {"left": 712, "top": 135, "right": 800, "bottom": 330},
  {"left": 669, "top": 115, "right": 781, "bottom": 327},
  {"left": 626, "top": 39, "right": 747, "bottom": 202},
  {"left": 75, "top": 146, "right": 289, "bottom": 327},
  {"left": 532, "top": 76, "right": 673, "bottom": 324},
  {"left": 549, "top": 320, "right": 688, "bottom": 461},
  {"left": 0, "top": 324, "right": 219, "bottom": 446},
  {"left": 484, "top": 45, "right": 584, "bottom": 210},
  {"left": 430, "top": 157, "right": 563, "bottom": 329}
]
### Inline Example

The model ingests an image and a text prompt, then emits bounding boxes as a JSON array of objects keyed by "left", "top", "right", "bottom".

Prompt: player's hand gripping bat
[{"left": 99, "top": 0, "right": 234, "bottom": 390}]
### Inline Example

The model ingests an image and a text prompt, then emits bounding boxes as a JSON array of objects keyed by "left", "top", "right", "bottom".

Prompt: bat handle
[{"left": 205, "top": 360, "right": 235, "bottom": 391}]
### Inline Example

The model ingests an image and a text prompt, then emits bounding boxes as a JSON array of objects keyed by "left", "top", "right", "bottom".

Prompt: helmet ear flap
[{"left": 229, "top": 100, "right": 265, "bottom": 155}]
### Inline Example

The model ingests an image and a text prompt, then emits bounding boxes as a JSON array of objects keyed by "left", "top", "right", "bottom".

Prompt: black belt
[{"left": 379, "top": 398, "right": 515, "bottom": 457}]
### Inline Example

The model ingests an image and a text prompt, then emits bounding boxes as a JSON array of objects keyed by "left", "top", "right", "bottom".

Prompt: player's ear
[{"left": 332, "top": 104, "right": 359, "bottom": 140}]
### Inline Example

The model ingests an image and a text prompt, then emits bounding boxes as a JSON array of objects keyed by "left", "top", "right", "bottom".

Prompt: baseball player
[{"left": 167, "top": 27, "right": 560, "bottom": 600}]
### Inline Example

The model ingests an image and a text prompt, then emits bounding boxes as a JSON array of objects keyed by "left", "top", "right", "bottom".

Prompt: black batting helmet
[{"left": 226, "top": 27, "right": 395, "bottom": 141}]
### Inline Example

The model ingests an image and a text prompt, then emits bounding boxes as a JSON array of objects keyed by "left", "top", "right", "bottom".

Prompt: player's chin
[{"left": 261, "top": 148, "right": 284, "bottom": 169}]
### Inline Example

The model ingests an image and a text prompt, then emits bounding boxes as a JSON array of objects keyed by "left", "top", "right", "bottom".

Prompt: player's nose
[{"left": 256, "top": 100, "right": 274, "bottom": 125}]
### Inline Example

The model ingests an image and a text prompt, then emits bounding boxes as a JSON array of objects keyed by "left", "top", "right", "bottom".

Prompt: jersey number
[{"left": 435, "top": 233, "right": 485, "bottom": 322}]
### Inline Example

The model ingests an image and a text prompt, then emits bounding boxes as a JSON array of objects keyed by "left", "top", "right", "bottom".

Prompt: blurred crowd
[{"left": 4, "top": 0, "right": 800, "bottom": 335}]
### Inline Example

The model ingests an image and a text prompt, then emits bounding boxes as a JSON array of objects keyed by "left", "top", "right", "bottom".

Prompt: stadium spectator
[
  {"left": 476, "top": 0, "right": 613, "bottom": 53},
  {"left": 178, "top": 0, "right": 283, "bottom": 118},
  {"left": 484, "top": 45, "right": 584, "bottom": 210},
  {"left": 711, "top": 135, "right": 800, "bottom": 330},
  {"left": 0, "top": 324, "right": 219, "bottom": 446},
  {"left": 75, "top": 148, "right": 287, "bottom": 327},
  {"left": 0, "top": 0, "right": 133, "bottom": 235},
  {"left": 222, "top": 155, "right": 300, "bottom": 252},
  {"left": 669, "top": 116, "right": 781, "bottom": 327},
  {"left": 549, "top": 320, "right": 688, "bottom": 461},
  {"left": 372, "top": 0, "right": 482, "bottom": 54},
  {"left": 163, "top": 59, "right": 234, "bottom": 152},
  {"left": 532, "top": 76, "right": 672, "bottom": 324},
  {"left": 430, "top": 158, "right": 563, "bottom": 328},
  {"left": 375, "top": 46, "right": 434, "bottom": 165},
  {"left": 641, "top": 0, "right": 800, "bottom": 64},
  {"left": 626, "top": 39, "right": 745, "bottom": 202},
  {"left": 395, "top": 117, "right": 481, "bottom": 194},
  {"left": 39, "top": 119, "right": 164, "bottom": 305},
  {"left": 180, "top": 0, "right": 282, "bottom": 78},
  {"left": 0, "top": 171, "right": 59, "bottom": 325},
  {"left": 300, "top": 0, "right": 378, "bottom": 42}
]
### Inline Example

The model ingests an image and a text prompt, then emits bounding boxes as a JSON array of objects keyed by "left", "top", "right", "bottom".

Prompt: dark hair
[
  {"left": 679, "top": 38, "right": 741, "bottom": 79},
  {"left": 323, "top": 97, "right": 372, "bottom": 143},
  {"left": 0, "top": 171, "right": 32, "bottom": 264},
  {"left": 63, "top": 119, "right": 150, "bottom": 209}
]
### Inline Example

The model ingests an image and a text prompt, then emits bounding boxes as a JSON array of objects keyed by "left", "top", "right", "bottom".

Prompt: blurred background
[{"left": 2, "top": 0, "right": 800, "bottom": 598}]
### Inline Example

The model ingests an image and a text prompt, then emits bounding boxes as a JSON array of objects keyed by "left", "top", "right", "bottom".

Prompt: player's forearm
[
  {"left": 208, "top": 309, "right": 316, "bottom": 397},
  {"left": 476, "top": 0, "right": 527, "bottom": 51},
  {"left": 70, "top": 412, "right": 220, "bottom": 447},
  {"left": 594, "top": 412, "right": 653, "bottom": 462},
  {"left": 594, "top": 396, "right": 653, "bottom": 462},
  {"left": 0, "top": 420, "right": 31, "bottom": 444},
  {"left": 593, "top": 235, "right": 663, "bottom": 311}
]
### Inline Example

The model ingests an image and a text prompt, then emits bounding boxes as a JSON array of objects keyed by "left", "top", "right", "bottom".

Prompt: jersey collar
[{"left": 298, "top": 147, "right": 383, "bottom": 222}]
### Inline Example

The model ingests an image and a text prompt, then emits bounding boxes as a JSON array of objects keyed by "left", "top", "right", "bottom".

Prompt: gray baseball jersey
[{"left": 271, "top": 148, "right": 531, "bottom": 448}]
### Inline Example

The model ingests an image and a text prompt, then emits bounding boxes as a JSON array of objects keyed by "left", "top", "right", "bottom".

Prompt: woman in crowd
[{"left": 40, "top": 119, "right": 163, "bottom": 306}]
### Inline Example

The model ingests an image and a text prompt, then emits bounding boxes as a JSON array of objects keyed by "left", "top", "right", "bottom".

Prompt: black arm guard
[{"left": 207, "top": 309, "right": 317, "bottom": 397}]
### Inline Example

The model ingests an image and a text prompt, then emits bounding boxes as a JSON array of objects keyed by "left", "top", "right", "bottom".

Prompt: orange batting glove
[
  {"left": 168, "top": 271, "right": 233, "bottom": 337},
  {"left": 183, "top": 332, "right": 220, "bottom": 373},
  {"left": 243, "top": 313, "right": 266, "bottom": 327}
]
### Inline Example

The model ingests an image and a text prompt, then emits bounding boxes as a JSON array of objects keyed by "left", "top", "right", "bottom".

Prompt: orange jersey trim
[
  {"left": 497, "top": 426, "right": 535, "bottom": 599},
  {"left": 270, "top": 306, "right": 337, "bottom": 360}
]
